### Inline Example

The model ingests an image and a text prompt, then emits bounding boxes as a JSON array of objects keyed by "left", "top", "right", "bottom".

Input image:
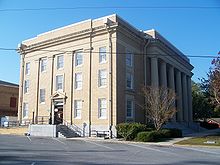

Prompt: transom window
[
  {"left": 56, "top": 75, "right": 63, "bottom": 91},
  {"left": 74, "top": 100, "right": 82, "bottom": 118},
  {"left": 41, "top": 58, "right": 47, "bottom": 72},
  {"left": 75, "top": 73, "right": 82, "bottom": 90},
  {"left": 75, "top": 52, "right": 83, "bottom": 66},
  {"left": 99, "top": 47, "right": 107, "bottom": 63},
  {"left": 98, "top": 69, "right": 107, "bottom": 87},
  {"left": 57, "top": 55, "right": 64, "bottom": 69},
  {"left": 98, "top": 98, "right": 107, "bottom": 119}
]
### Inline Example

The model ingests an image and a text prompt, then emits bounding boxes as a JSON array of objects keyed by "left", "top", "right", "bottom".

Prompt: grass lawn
[
  {"left": 176, "top": 133, "right": 220, "bottom": 146},
  {"left": 0, "top": 127, "right": 28, "bottom": 136}
]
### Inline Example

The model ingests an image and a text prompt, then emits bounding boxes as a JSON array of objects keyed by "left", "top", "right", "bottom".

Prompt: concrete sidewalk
[{"left": 69, "top": 128, "right": 220, "bottom": 146}]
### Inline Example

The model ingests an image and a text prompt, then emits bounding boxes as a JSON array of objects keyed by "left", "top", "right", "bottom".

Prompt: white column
[
  {"left": 160, "top": 61, "right": 167, "bottom": 87},
  {"left": 176, "top": 70, "right": 183, "bottom": 122},
  {"left": 168, "top": 66, "right": 176, "bottom": 122},
  {"left": 151, "top": 57, "right": 159, "bottom": 87},
  {"left": 187, "top": 76, "right": 193, "bottom": 122},
  {"left": 182, "top": 73, "right": 188, "bottom": 122}
]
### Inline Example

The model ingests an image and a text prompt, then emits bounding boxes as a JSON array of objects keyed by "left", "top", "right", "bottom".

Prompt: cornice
[
  {"left": 22, "top": 23, "right": 118, "bottom": 54},
  {"left": 149, "top": 39, "right": 194, "bottom": 71}
]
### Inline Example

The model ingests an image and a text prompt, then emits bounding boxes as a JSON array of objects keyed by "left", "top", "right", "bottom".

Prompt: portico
[{"left": 146, "top": 32, "right": 193, "bottom": 124}]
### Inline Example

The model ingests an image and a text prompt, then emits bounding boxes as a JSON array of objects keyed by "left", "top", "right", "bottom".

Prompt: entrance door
[{"left": 54, "top": 100, "right": 63, "bottom": 125}]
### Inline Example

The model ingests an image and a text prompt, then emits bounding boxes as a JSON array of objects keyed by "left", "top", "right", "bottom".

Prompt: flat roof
[{"left": 0, "top": 80, "right": 19, "bottom": 88}]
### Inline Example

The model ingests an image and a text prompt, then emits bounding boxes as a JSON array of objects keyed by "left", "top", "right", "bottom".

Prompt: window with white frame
[
  {"left": 74, "top": 100, "right": 82, "bottom": 118},
  {"left": 23, "top": 103, "right": 28, "bottom": 118},
  {"left": 24, "top": 80, "right": 29, "bottom": 93},
  {"left": 75, "top": 72, "right": 82, "bottom": 90},
  {"left": 57, "top": 55, "right": 64, "bottom": 69},
  {"left": 41, "top": 58, "right": 47, "bottom": 72},
  {"left": 98, "top": 69, "right": 107, "bottom": 87},
  {"left": 98, "top": 98, "right": 107, "bottom": 119},
  {"left": 126, "top": 99, "right": 134, "bottom": 118},
  {"left": 56, "top": 75, "right": 63, "bottom": 91},
  {"left": 99, "top": 47, "right": 107, "bottom": 63},
  {"left": 126, "top": 72, "right": 133, "bottom": 89},
  {"left": 126, "top": 51, "right": 133, "bottom": 67},
  {"left": 75, "top": 52, "right": 83, "bottom": 66},
  {"left": 25, "top": 62, "right": 30, "bottom": 75},
  {"left": 40, "top": 89, "right": 45, "bottom": 103}
]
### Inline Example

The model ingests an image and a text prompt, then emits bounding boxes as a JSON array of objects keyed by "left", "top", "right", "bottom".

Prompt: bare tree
[
  {"left": 142, "top": 86, "right": 177, "bottom": 131},
  {"left": 209, "top": 55, "right": 220, "bottom": 106}
]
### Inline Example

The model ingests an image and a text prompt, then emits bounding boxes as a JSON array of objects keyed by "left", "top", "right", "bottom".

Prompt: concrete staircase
[
  {"left": 164, "top": 122, "right": 207, "bottom": 136},
  {"left": 58, "top": 125, "right": 80, "bottom": 138}
]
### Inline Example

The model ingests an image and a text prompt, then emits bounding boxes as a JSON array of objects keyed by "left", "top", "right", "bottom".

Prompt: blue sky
[{"left": 0, "top": 0, "right": 219, "bottom": 84}]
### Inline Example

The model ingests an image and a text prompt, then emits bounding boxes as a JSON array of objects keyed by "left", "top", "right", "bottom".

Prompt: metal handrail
[
  {"left": 63, "top": 119, "right": 86, "bottom": 137},
  {"left": 37, "top": 116, "right": 49, "bottom": 125}
]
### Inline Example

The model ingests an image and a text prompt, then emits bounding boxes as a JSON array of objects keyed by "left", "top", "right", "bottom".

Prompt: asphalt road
[{"left": 0, "top": 135, "right": 219, "bottom": 165}]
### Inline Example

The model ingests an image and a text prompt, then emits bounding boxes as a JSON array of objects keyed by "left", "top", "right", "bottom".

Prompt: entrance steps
[
  {"left": 58, "top": 125, "right": 80, "bottom": 138},
  {"left": 164, "top": 122, "right": 207, "bottom": 136}
]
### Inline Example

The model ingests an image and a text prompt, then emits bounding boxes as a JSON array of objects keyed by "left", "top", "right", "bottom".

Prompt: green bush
[
  {"left": 136, "top": 131, "right": 160, "bottom": 142},
  {"left": 136, "top": 128, "right": 182, "bottom": 142},
  {"left": 168, "top": 128, "right": 182, "bottom": 138},
  {"left": 115, "top": 123, "right": 147, "bottom": 140}
]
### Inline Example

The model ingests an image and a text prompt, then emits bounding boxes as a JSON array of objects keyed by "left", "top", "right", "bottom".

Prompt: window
[
  {"left": 24, "top": 80, "right": 29, "bottom": 93},
  {"left": 56, "top": 75, "right": 63, "bottom": 91},
  {"left": 98, "top": 69, "right": 107, "bottom": 87},
  {"left": 25, "top": 62, "right": 30, "bottom": 75},
  {"left": 40, "top": 89, "right": 45, "bottom": 103},
  {"left": 75, "top": 73, "right": 82, "bottom": 90},
  {"left": 57, "top": 55, "right": 64, "bottom": 69},
  {"left": 98, "top": 98, "right": 107, "bottom": 119},
  {"left": 126, "top": 72, "right": 133, "bottom": 89},
  {"left": 126, "top": 99, "right": 134, "bottom": 118},
  {"left": 99, "top": 47, "right": 107, "bottom": 63},
  {"left": 41, "top": 58, "right": 47, "bottom": 72},
  {"left": 75, "top": 52, "right": 83, "bottom": 66},
  {"left": 126, "top": 51, "right": 133, "bottom": 67},
  {"left": 74, "top": 100, "right": 82, "bottom": 118},
  {"left": 23, "top": 103, "right": 28, "bottom": 118},
  {"left": 10, "top": 97, "right": 17, "bottom": 108}
]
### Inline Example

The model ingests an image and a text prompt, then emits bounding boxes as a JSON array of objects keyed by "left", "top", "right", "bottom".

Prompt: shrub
[
  {"left": 116, "top": 123, "right": 147, "bottom": 140},
  {"left": 136, "top": 131, "right": 161, "bottom": 142},
  {"left": 136, "top": 128, "right": 182, "bottom": 142},
  {"left": 168, "top": 128, "right": 182, "bottom": 138}
]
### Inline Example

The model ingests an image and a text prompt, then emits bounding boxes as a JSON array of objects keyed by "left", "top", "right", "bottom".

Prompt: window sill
[
  {"left": 99, "top": 61, "right": 107, "bottom": 64},
  {"left": 98, "top": 117, "right": 107, "bottom": 120},
  {"left": 98, "top": 86, "right": 107, "bottom": 88},
  {"left": 57, "top": 67, "right": 64, "bottom": 71},
  {"left": 75, "top": 64, "right": 83, "bottom": 67}
]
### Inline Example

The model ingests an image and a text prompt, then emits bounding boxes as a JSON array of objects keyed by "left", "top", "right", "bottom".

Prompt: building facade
[
  {"left": 18, "top": 14, "right": 193, "bottom": 136},
  {"left": 0, "top": 80, "right": 19, "bottom": 120}
]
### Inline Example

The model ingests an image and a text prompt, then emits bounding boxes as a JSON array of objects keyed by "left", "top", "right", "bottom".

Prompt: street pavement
[{"left": 0, "top": 134, "right": 220, "bottom": 165}]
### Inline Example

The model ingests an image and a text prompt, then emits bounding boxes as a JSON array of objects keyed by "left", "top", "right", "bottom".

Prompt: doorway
[{"left": 53, "top": 100, "right": 63, "bottom": 125}]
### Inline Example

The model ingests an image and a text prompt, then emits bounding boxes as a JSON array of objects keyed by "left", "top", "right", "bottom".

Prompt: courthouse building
[{"left": 18, "top": 14, "right": 193, "bottom": 136}]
